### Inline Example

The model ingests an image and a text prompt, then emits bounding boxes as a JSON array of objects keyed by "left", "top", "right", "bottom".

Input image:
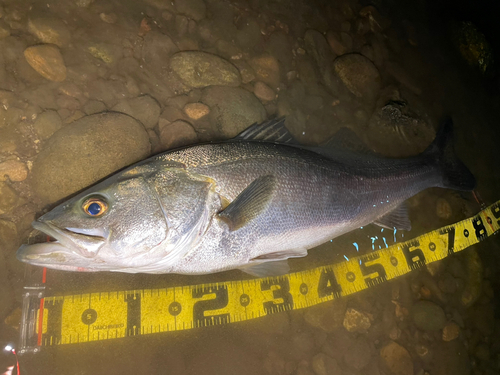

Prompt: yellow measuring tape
[{"left": 22, "top": 200, "right": 500, "bottom": 350}]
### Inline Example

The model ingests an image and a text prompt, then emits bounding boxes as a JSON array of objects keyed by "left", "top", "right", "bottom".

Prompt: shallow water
[{"left": 0, "top": 0, "right": 499, "bottom": 374}]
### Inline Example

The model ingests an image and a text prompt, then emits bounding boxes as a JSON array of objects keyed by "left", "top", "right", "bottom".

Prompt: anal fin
[
  {"left": 240, "top": 260, "right": 290, "bottom": 277},
  {"left": 373, "top": 203, "right": 411, "bottom": 231}
]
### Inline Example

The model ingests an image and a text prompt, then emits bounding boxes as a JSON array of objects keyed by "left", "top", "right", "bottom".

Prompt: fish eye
[{"left": 82, "top": 197, "right": 108, "bottom": 217}]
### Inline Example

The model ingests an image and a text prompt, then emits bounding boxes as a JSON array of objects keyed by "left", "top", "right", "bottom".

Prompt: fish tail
[{"left": 424, "top": 117, "right": 475, "bottom": 191}]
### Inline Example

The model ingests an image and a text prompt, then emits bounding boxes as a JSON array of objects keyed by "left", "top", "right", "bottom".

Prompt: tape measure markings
[{"left": 30, "top": 200, "right": 500, "bottom": 348}]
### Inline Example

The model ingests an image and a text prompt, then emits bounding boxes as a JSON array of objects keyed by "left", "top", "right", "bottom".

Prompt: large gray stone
[
  {"left": 174, "top": 0, "right": 206, "bottom": 21},
  {"left": 332, "top": 53, "right": 381, "bottom": 102},
  {"left": 28, "top": 16, "right": 71, "bottom": 47},
  {"left": 201, "top": 86, "right": 266, "bottom": 138},
  {"left": 304, "top": 29, "right": 335, "bottom": 88},
  {"left": 112, "top": 95, "right": 161, "bottom": 129},
  {"left": 380, "top": 341, "right": 413, "bottom": 375},
  {"left": 412, "top": 300, "right": 446, "bottom": 331},
  {"left": 170, "top": 51, "right": 241, "bottom": 88},
  {"left": 31, "top": 113, "right": 150, "bottom": 204},
  {"left": 33, "top": 110, "right": 62, "bottom": 140},
  {"left": 24, "top": 44, "right": 67, "bottom": 82}
]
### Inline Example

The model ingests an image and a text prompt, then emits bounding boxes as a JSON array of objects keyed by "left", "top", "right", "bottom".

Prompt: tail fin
[{"left": 424, "top": 118, "right": 476, "bottom": 191}]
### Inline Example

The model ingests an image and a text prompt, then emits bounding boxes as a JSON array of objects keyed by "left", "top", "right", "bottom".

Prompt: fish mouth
[{"left": 16, "top": 221, "right": 107, "bottom": 270}]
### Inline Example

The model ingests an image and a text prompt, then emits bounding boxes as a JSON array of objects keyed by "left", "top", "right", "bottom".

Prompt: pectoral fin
[
  {"left": 219, "top": 175, "right": 277, "bottom": 231},
  {"left": 373, "top": 203, "right": 411, "bottom": 231}
]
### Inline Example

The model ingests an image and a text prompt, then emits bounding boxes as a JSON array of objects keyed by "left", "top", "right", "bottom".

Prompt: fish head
[{"left": 17, "top": 167, "right": 175, "bottom": 272}]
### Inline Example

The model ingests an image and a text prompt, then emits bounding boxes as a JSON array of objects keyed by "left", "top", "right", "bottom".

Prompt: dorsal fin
[{"left": 234, "top": 118, "right": 297, "bottom": 144}]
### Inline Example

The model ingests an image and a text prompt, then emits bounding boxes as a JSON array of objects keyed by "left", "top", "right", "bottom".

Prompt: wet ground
[{"left": 0, "top": 0, "right": 500, "bottom": 374}]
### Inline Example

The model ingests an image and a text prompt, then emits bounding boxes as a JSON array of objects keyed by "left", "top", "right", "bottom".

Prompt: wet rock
[
  {"left": 174, "top": 0, "right": 206, "bottom": 21},
  {"left": 64, "top": 110, "right": 86, "bottom": 124},
  {"left": 267, "top": 31, "right": 293, "bottom": 72},
  {"left": 57, "top": 94, "right": 80, "bottom": 110},
  {"left": 86, "top": 79, "right": 129, "bottom": 106},
  {"left": 0, "top": 159, "right": 28, "bottom": 182},
  {"left": 412, "top": 300, "right": 446, "bottom": 331},
  {"left": 326, "top": 31, "right": 347, "bottom": 56},
  {"left": 438, "top": 272, "right": 458, "bottom": 294},
  {"left": 183, "top": 102, "right": 210, "bottom": 120},
  {"left": 474, "top": 343, "right": 490, "bottom": 361},
  {"left": 254, "top": 81, "right": 276, "bottom": 101},
  {"left": 232, "top": 60, "right": 256, "bottom": 84},
  {"left": 385, "top": 62, "right": 422, "bottom": 96},
  {"left": 304, "top": 29, "right": 335, "bottom": 86},
  {"left": 201, "top": 86, "right": 266, "bottom": 138},
  {"left": 236, "top": 18, "right": 261, "bottom": 50},
  {"left": 333, "top": 53, "right": 381, "bottom": 102},
  {"left": 304, "top": 298, "right": 347, "bottom": 332},
  {"left": 59, "top": 82, "right": 84, "bottom": 100},
  {"left": 160, "top": 106, "right": 186, "bottom": 125},
  {"left": 0, "top": 24, "right": 10, "bottom": 39},
  {"left": 312, "top": 353, "right": 341, "bottom": 375},
  {"left": 359, "top": 6, "right": 390, "bottom": 32},
  {"left": 343, "top": 336, "right": 373, "bottom": 371},
  {"left": 296, "top": 363, "right": 314, "bottom": 375},
  {"left": 215, "top": 40, "right": 242, "bottom": 60},
  {"left": 170, "top": 51, "right": 241, "bottom": 88},
  {"left": 175, "top": 15, "right": 189, "bottom": 37},
  {"left": 100, "top": 12, "right": 118, "bottom": 24},
  {"left": 33, "top": 110, "right": 63, "bottom": 140},
  {"left": 145, "top": 0, "right": 174, "bottom": 10},
  {"left": 249, "top": 54, "right": 280, "bottom": 89},
  {"left": 141, "top": 32, "right": 179, "bottom": 73},
  {"left": 4, "top": 307, "right": 21, "bottom": 331},
  {"left": 28, "top": 16, "right": 71, "bottom": 47},
  {"left": 366, "top": 101, "right": 436, "bottom": 157},
  {"left": 343, "top": 307, "right": 372, "bottom": 332},
  {"left": 187, "top": 336, "right": 262, "bottom": 375},
  {"left": 83, "top": 100, "right": 106, "bottom": 115},
  {"left": 112, "top": 95, "right": 161, "bottom": 129},
  {"left": 429, "top": 340, "right": 470, "bottom": 375},
  {"left": 436, "top": 198, "right": 452, "bottom": 219},
  {"left": 442, "top": 322, "right": 460, "bottom": 341},
  {"left": 380, "top": 341, "right": 413, "bottom": 375},
  {"left": 262, "top": 351, "right": 285, "bottom": 375},
  {"left": 24, "top": 44, "right": 67, "bottom": 82},
  {"left": 147, "top": 129, "right": 162, "bottom": 154},
  {"left": 461, "top": 248, "right": 483, "bottom": 307},
  {"left": 0, "top": 182, "right": 19, "bottom": 214},
  {"left": 76, "top": 0, "right": 93, "bottom": 7},
  {"left": 0, "top": 105, "right": 24, "bottom": 129},
  {"left": 31, "top": 113, "right": 150, "bottom": 204},
  {"left": 159, "top": 120, "right": 198, "bottom": 151},
  {"left": 176, "top": 36, "right": 199, "bottom": 51},
  {"left": 0, "top": 219, "right": 17, "bottom": 252},
  {"left": 0, "top": 251, "right": 13, "bottom": 320},
  {"left": 87, "top": 43, "right": 121, "bottom": 65},
  {"left": 291, "top": 331, "right": 316, "bottom": 360},
  {"left": 470, "top": 304, "right": 495, "bottom": 336}
]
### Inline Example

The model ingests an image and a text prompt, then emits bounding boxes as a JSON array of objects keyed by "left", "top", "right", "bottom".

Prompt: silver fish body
[{"left": 17, "top": 119, "right": 475, "bottom": 276}]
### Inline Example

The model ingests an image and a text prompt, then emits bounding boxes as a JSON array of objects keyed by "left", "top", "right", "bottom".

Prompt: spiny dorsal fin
[
  {"left": 219, "top": 175, "right": 277, "bottom": 231},
  {"left": 373, "top": 203, "right": 411, "bottom": 231},
  {"left": 234, "top": 118, "right": 297, "bottom": 144}
]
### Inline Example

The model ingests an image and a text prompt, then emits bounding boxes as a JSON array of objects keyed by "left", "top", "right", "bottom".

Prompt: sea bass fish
[{"left": 17, "top": 118, "right": 475, "bottom": 276}]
